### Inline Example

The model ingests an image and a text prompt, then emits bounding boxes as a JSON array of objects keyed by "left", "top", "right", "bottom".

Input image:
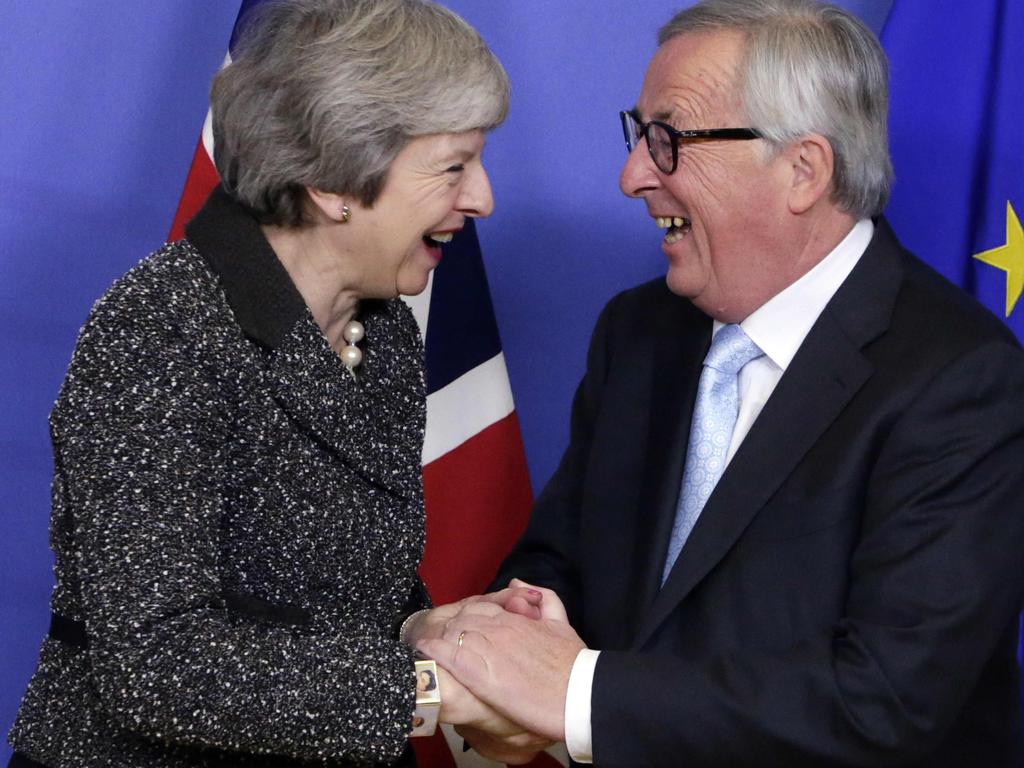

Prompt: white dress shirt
[{"left": 564, "top": 219, "right": 874, "bottom": 762}]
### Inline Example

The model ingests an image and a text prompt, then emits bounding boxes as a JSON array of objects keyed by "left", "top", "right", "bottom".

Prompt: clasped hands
[{"left": 405, "top": 579, "right": 586, "bottom": 764}]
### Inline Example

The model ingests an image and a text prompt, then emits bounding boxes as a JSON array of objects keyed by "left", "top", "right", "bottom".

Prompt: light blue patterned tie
[{"left": 662, "top": 324, "right": 764, "bottom": 584}]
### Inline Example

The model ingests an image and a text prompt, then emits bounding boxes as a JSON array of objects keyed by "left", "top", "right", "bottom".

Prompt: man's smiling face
[{"left": 619, "top": 30, "right": 796, "bottom": 322}]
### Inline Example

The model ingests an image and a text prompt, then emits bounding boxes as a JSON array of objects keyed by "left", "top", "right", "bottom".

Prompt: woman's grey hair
[
  {"left": 211, "top": 0, "right": 510, "bottom": 226},
  {"left": 659, "top": 0, "right": 892, "bottom": 218}
]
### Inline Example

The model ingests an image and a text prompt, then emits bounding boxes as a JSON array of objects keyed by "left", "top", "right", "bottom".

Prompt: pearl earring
[{"left": 340, "top": 319, "right": 365, "bottom": 377}]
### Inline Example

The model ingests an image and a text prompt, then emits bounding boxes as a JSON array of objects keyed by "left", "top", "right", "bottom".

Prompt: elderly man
[{"left": 416, "top": 0, "right": 1024, "bottom": 765}]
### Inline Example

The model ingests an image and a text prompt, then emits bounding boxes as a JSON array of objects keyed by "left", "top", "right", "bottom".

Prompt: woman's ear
[
  {"left": 785, "top": 133, "right": 835, "bottom": 215},
  {"left": 305, "top": 187, "right": 352, "bottom": 223}
]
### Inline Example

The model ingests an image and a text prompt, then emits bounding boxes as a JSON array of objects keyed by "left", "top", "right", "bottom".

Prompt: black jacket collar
[{"left": 184, "top": 186, "right": 307, "bottom": 349}]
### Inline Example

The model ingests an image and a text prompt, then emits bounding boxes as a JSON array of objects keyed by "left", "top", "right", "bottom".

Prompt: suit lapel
[
  {"left": 632, "top": 220, "right": 905, "bottom": 649},
  {"left": 580, "top": 288, "right": 711, "bottom": 643},
  {"left": 627, "top": 308, "right": 710, "bottom": 625}
]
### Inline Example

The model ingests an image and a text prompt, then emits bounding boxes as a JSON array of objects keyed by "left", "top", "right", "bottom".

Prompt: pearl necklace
[{"left": 340, "top": 319, "right": 365, "bottom": 377}]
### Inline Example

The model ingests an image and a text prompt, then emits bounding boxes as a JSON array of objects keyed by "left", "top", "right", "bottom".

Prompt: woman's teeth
[
  {"left": 426, "top": 232, "right": 454, "bottom": 244},
  {"left": 656, "top": 216, "right": 691, "bottom": 244}
]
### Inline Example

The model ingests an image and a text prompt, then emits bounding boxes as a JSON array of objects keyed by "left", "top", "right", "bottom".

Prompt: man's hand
[
  {"left": 411, "top": 580, "right": 563, "bottom": 761},
  {"left": 430, "top": 647, "right": 552, "bottom": 765},
  {"left": 437, "top": 667, "right": 553, "bottom": 764},
  {"left": 455, "top": 723, "right": 555, "bottom": 765},
  {"left": 437, "top": 666, "right": 517, "bottom": 733},
  {"left": 416, "top": 600, "right": 586, "bottom": 742}
]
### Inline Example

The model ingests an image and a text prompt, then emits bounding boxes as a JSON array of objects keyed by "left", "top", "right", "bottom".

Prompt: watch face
[
  {"left": 411, "top": 659, "right": 441, "bottom": 737},
  {"left": 415, "top": 659, "right": 441, "bottom": 704}
]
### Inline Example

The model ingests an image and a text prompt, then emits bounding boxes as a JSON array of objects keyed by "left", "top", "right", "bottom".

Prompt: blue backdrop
[{"left": 10, "top": 0, "right": 1022, "bottom": 760}]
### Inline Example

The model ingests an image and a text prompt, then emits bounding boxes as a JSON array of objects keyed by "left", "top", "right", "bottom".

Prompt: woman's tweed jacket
[{"left": 9, "top": 189, "right": 430, "bottom": 768}]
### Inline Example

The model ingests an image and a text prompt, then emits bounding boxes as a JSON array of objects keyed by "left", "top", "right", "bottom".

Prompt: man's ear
[
  {"left": 786, "top": 133, "right": 835, "bottom": 214},
  {"left": 305, "top": 187, "right": 352, "bottom": 223}
]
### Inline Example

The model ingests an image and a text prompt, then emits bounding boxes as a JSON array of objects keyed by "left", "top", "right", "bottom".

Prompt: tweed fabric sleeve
[{"left": 17, "top": 245, "right": 423, "bottom": 766}]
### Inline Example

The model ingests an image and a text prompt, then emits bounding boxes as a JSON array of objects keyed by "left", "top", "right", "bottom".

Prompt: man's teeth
[
  {"left": 427, "top": 232, "right": 453, "bottom": 243},
  {"left": 654, "top": 216, "right": 689, "bottom": 243}
]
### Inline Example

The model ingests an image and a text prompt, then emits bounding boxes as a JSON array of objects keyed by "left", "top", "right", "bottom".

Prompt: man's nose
[{"left": 619, "top": 141, "right": 661, "bottom": 198}]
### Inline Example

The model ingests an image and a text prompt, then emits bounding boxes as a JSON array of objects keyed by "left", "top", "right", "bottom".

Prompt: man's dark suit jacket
[{"left": 498, "top": 220, "right": 1024, "bottom": 767}]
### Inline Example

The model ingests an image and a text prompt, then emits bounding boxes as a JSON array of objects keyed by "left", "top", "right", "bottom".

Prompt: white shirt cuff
[{"left": 564, "top": 648, "right": 600, "bottom": 763}]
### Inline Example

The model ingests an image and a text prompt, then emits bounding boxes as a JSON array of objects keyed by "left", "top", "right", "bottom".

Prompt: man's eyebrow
[{"left": 633, "top": 105, "right": 676, "bottom": 123}]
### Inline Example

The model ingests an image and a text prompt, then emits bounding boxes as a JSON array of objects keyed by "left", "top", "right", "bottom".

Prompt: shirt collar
[{"left": 714, "top": 218, "right": 874, "bottom": 371}]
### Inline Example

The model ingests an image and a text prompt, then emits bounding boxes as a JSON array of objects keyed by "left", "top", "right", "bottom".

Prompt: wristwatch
[{"left": 410, "top": 658, "right": 441, "bottom": 737}]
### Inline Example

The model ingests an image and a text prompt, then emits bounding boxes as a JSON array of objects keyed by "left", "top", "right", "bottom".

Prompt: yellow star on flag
[{"left": 973, "top": 200, "right": 1024, "bottom": 317}]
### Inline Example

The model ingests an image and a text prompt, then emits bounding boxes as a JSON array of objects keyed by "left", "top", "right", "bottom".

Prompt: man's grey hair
[
  {"left": 210, "top": 0, "right": 510, "bottom": 226},
  {"left": 659, "top": 0, "right": 892, "bottom": 218}
]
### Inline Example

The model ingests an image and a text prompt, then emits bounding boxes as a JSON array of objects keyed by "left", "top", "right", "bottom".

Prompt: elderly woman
[{"left": 7, "top": 1, "right": 534, "bottom": 767}]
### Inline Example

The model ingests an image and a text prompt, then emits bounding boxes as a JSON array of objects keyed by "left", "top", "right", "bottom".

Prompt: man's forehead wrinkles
[
  {"left": 644, "top": 38, "right": 738, "bottom": 125},
  {"left": 650, "top": 87, "right": 714, "bottom": 128}
]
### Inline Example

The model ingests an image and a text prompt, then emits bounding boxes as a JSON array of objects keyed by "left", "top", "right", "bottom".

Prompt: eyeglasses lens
[
  {"left": 646, "top": 123, "right": 674, "bottom": 174},
  {"left": 621, "top": 112, "right": 675, "bottom": 174},
  {"left": 622, "top": 112, "right": 640, "bottom": 152}
]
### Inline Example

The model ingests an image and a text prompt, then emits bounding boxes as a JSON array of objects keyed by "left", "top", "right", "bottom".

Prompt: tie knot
[{"left": 704, "top": 324, "right": 763, "bottom": 375}]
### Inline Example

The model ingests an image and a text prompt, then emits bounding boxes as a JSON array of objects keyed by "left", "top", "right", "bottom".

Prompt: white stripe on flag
[
  {"left": 422, "top": 352, "right": 514, "bottom": 464},
  {"left": 201, "top": 108, "right": 215, "bottom": 158},
  {"left": 201, "top": 54, "right": 230, "bottom": 160}
]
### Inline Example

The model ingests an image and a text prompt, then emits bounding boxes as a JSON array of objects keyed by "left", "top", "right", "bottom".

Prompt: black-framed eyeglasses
[{"left": 620, "top": 109, "right": 762, "bottom": 175}]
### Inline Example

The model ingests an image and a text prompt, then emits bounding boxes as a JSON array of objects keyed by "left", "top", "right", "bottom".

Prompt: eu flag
[
  {"left": 880, "top": 0, "right": 1024, "bottom": 710},
  {"left": 882, "top": 0, "right": 1024, "bottom": 339}
]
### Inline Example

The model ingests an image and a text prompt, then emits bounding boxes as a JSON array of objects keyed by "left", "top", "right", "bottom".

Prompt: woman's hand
[
  {"left": 505, "top": 578, "right": 569, "bottom": 621},
  {"left": 402, "top": 586, "right": 544, "bottom": 646}
]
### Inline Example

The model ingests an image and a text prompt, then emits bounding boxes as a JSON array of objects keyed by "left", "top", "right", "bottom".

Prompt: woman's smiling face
[{"left": 344, "top": 129, "right": 494, "bottom": 298}]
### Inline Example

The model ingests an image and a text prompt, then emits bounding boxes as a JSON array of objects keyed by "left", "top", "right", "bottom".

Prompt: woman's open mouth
[{"left": 424, "top": 231, "right": 454, "bottom": 245}]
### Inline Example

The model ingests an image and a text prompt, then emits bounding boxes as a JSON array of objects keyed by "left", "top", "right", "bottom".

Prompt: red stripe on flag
[
  {"left": 411, "top": 731, "right": 458, "bottom": 768},
  {"left": 168, "top": 137, "right": 220, "bottom": 241},
  {"left": 421, "top": 412, "right": 533, "bottom": 604}
]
